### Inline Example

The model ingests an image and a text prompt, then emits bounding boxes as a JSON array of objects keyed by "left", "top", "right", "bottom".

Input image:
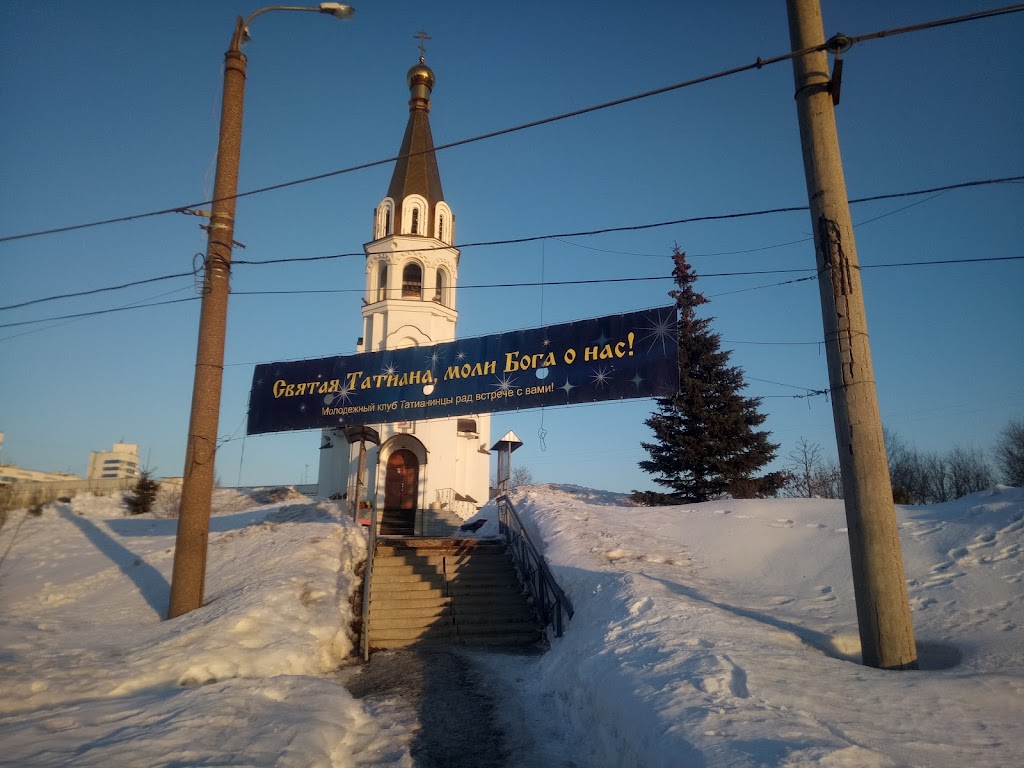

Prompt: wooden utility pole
[{"left": 786, "top": 0, "right": 918, "bottom": 669}]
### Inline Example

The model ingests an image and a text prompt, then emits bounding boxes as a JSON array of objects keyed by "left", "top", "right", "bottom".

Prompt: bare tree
[
  {"left": 782, "top": 438, "right": 821, "bottom": 498},
  {"left": 156, "top": 484, "right": 183, "bottom": 518},
  {"left": 885, "top": 427, "right": 995, "bottom": 504},
  {"left": 510, "top": 466, "right": 534, "bottom": 488},
  {"left": 782, "top": 438, "right": 843, "bottom": 498},
  {"left": 814, "top": 463, "right": 843, "bottom": 499},
  {"left": 921, "top": 452, "right": 951, "bottom": 504},
  {"left": 885, "top": 427, "right": 917, "bottom": 503},
  {"left": 994, "top": 418, "right": 1024, "bottom": 486},
  {"left": 947, "top": 446, "right": 993, "bottom": 499}
]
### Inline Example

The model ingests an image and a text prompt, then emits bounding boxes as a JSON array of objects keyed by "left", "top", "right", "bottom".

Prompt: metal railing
[
  {"left": 359, "top": 505, "right": 378, "bottom": 660},
  {"left": 495, "top": 494, "right": 574, "bottom": 637},
  {"left": 436, "top": 487, "right": 477, "bottom": 519}
]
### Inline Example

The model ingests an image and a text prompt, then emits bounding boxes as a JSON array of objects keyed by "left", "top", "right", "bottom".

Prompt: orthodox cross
[{"left": 413, "top": 29, "right": 431, "bottom": 62}]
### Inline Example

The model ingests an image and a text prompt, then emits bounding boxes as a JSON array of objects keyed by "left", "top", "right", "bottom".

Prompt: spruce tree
[
  {"left": 124, "top": 470, "right": 161, "bottom": 516},
  {"left": 636, "top": 248, "right": 783, "bottom": 503}
]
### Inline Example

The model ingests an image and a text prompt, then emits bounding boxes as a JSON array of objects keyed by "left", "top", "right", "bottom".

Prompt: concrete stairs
[
  {"left": 419, "top": 505, "right": 468, "bottom": 537},
  {"left": 366, "top": 538, "right": 543, "bottom": 651},
  {"left": 378, "top": 509, "right": 414, "bottom": 536},
  {"left": 377, "top": 506, "right": 471, "bottom": 537}
]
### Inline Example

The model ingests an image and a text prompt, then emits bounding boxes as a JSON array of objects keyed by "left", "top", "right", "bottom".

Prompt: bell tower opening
[{"left": 402, "top": 263, "right": 422, "bottom": 298}]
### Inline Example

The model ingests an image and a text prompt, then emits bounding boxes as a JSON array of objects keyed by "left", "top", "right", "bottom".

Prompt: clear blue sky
[{"left": 1, "top": 1, "right": 1021, "bottom": 492}]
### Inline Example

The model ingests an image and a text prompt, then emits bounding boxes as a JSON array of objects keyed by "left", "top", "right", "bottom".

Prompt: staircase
[
  {"left": 366, "top": 538, "right": 543, "bottom": 651},
  {"left": 377, "top": 506, "right": 471, "bottom": 537},
  {"left": 378, "top": 509, "right": 415, "bottom": 536}
]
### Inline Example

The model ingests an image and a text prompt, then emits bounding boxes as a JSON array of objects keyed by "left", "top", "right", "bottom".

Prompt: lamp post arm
[{"left": 231, "top": 5, "right": 347, "bottom": 51}]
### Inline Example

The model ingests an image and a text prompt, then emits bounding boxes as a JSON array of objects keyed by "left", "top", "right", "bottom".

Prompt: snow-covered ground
[{"left": 0, "top": 484, "right": 1021, "bottom": 767}]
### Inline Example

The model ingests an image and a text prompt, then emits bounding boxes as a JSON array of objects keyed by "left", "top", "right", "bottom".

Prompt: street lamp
[{"left": 168, "top": 3, "right": 354, "bottom": 620}]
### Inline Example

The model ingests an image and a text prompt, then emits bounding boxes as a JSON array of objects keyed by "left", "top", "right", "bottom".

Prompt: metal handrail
[
  {"left": 495, "top": 494, "right": 574, "bottom": 637},
  {"left": 359, "top": 504, "right": 378, "bottom": 660}
]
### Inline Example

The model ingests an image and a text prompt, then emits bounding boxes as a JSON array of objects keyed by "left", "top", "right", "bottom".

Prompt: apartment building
[{"left": 87, "top": 443, "right": 141, "bottom": 480}]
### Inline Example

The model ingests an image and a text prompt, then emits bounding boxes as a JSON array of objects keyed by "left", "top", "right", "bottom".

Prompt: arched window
[
  {"left": 377, "top": 263, "right": 388, "bottom": 302},
  {"left": 435, "top": 202, "right": 454, "bottom": 244},
  {"left": 402, "top": 195, "right": 428, "bottom": 236},
  {"left": 434, "top": 268, "right": 446, "bottom": 304},
  {"left": 402, "top": 263, "right": 422, "bottom": 298},
  {"left": 376, "top": 198, "right": 395, "bottom": 239}
]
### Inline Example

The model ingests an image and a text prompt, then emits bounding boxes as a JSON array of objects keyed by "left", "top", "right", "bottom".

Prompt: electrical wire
[
  {"left": 232, "top": 268, "right": 817, "bottom": 297},
  {"left": 0, "top": 272, "right": 194, "bottom": 312},
  {"left": 3, "top": 173, "right": 1019, "bottom": 315},
  {"left": 233, "top": 175, "right": 1024, "bottom": 265},
  {"left": 723, "top": 338, "right": 823, "bottom": 346},
  {"left": 707, "top": 275, "right": 820, "bottom": 298},
  {"left": 3, "top": 254, "right": 1020, "bottom": 332},
  {"left": 842, "top": 3, "right": 1024, "bottom": 47},
  {"left": 0, "top": 296, "right": 198, "bottom": 330},
  {"left": 860, "top": 255, "right": 1021, "bottom": 269},
  {"left": 2, "top": 4, "right": 1022, "bottom": 245}
]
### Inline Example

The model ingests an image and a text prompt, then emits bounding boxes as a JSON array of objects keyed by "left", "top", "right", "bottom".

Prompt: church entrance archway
[{"left": 383, "top": 449, "right": 419, "bottom": 534}]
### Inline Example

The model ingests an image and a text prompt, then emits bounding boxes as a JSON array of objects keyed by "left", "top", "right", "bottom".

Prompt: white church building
[{"left": 317, "top": 56, "right": 492, "bottom": 530}]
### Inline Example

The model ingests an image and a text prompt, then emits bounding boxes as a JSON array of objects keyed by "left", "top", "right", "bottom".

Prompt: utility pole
[
  {"left": 168, "top": 4, "right": 354, "bottom": 620},
  {"left": 167, "top": 21, "right": 247, "bottom": 620},
  {"left": 786, "top": 0, "right": 918, "bottom": 669}
]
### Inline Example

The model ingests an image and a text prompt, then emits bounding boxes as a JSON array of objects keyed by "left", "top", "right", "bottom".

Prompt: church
[{"left": 316, "top": 54, "right": 492, "bottom": 531}]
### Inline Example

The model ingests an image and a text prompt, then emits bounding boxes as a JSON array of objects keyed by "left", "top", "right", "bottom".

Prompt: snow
[{"left": 1, "top": 483, "right": 1022, "bottom": 766}]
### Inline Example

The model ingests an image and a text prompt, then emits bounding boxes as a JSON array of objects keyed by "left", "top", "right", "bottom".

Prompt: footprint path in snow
[
  {"left": 907, "top": 511, "right": 1022, "bottom": 595},
  {"left": 615, "top": 595, "right": 751, "bottom": 708},
  {"left": 343, "top": 648, "right": 529, "bottom": 768}
]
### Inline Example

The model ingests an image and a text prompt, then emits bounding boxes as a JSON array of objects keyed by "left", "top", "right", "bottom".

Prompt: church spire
[{"left": 385, "top": 40, "right": 445, "bottom": 239}]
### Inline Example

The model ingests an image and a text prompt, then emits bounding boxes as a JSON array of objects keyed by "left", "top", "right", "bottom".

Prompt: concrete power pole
[
  {"left": 166, "top": 5, "right": 354, "bottom": 621},
  {"left": 786, "top": 0, "right": 918, "bottom": 669},
  {"left": 167, "top": 28, "right": 247, "bottom": 620}
]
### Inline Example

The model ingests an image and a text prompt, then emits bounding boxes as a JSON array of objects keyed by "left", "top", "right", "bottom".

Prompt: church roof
[{"left": 386, "top": 60, "right": 445, "bottom": 236}]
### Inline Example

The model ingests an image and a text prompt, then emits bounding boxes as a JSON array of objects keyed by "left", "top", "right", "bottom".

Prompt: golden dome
[{"left": 407, "top": 61, "right": 435, "bottom": 92}]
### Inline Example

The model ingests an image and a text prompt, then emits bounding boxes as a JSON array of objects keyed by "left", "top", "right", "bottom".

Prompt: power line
[
  {"left": 861, "top": 255, "right": 1021, "bottom": 269},
  {"left": 234, "top": 251, "right": 361, "bottom": 266},
  {"left": 2, "top": 173, "right": 1019, "bottom": 316},
  {"left": 0, "top": 296, "right": 198, "bottom": 330},
  {"left": 0, "top": 271, "right": 195, "bottom": 312},
  {"left": 724, "top": 338, "right": 823, "bottom": 346},
  {"left": 707, "top": 275, "right": 819, "bottom": 298},
  {"left": 4, "top": 253, "right": 1019, "bottom": 332},
  {"left": 0, "top": 55, "right": 807, "bottom": 244},
  {"left": 554, "top": 190, "right": 950, "bottom": 259},
  {"left": 3, "top": 4, "right": 1022, "bottom": 245},
  {"left": 0, "top": 286, "right": 198, "bottom": 341},
  {"left": 232, "top": 268, "right": 818, "bottom": 298},
  {"left": 843, "top": 3, "right": 1024, "bottom": 47},
  {"left": 235, "top": 175, "right": 1024, "bottom": 264}
]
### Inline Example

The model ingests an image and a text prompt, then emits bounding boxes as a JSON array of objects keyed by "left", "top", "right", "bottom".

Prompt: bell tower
[
  {"left": 317, "top": 53, "right": 491, "bottom": 528},
  {"left": 360, "top": 55, "right": 458, "bottom": 353}
]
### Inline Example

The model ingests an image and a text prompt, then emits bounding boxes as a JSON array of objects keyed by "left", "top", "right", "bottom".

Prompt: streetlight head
[
  {"left": 319, "top": 2, "right": 355, "bottom": 19},
  {"left": 824, "top": 33, "right": 853, "bottom": 56}
]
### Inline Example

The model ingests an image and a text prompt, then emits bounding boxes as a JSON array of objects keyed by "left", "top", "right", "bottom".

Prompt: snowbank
[
  {"left": 1, "top": 483, "right": 1021, "bottom": 767},
  {"left": 492, "top": 484, "right": 1024, "bottom": 767},
  {"left": 0, "top": 490, "right": 393, "bottom": 767}
]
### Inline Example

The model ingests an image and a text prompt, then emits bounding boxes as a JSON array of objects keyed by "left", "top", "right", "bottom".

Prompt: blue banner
[{"left": 246, "top": 306, "right": 678, "bottom": 435}]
